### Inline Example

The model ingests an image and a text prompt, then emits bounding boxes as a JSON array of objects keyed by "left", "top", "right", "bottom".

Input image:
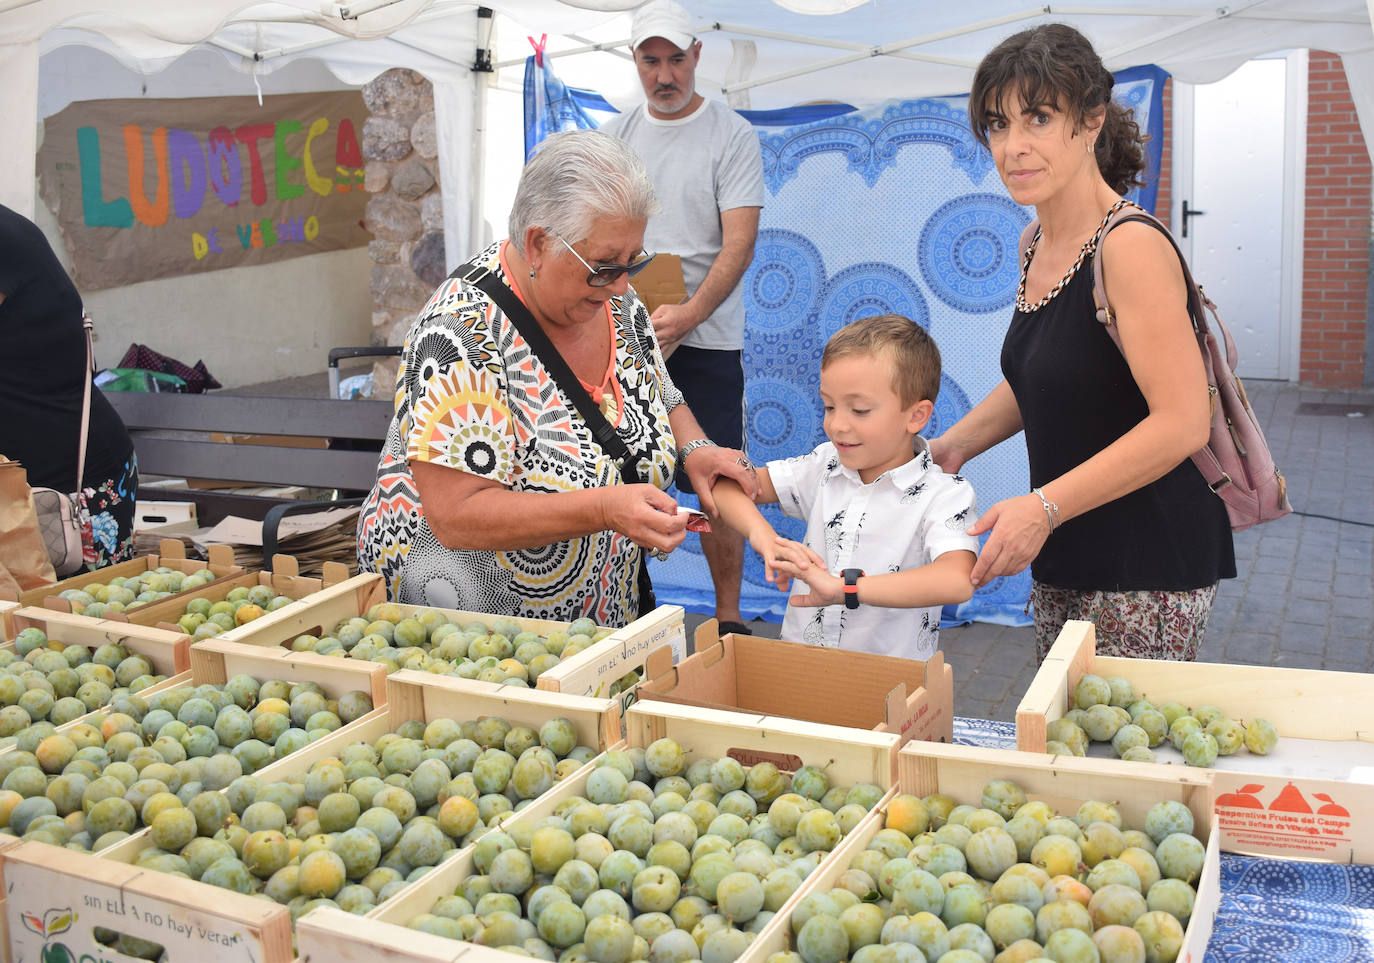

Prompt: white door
[{"left": 1176, "top": 55, "right": 1305, "bottom": 381}]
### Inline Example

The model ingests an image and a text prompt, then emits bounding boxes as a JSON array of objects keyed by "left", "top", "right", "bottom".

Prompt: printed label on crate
[
  {"left": 10, "top": 886, "right": 259, "bottom": 963},
  {"left": 1212, "top": 775, "right": 1356, "bottom": 858}
]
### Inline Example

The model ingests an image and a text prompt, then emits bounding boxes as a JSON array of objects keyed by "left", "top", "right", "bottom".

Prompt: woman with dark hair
[{"left": 930, "top": 23, "right": 1234, "bottom": 661}]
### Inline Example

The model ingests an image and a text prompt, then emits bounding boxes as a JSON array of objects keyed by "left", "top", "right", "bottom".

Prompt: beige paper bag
[{"left": 0, "top": 459, "right": 58, "bottom": 592}]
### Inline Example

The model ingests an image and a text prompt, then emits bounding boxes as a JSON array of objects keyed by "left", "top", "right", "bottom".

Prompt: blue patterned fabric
[
  {"left": 523, "top": 67, "right": 1165, "bottom": 625},
  {"left": 522, "top": 56, "right": 617, "bottom": 161},
  {"left": 955, "top": 717, "right": 1374, "bottom": 963}
]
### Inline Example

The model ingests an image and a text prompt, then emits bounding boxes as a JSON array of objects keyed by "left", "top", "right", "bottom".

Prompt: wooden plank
[
  {"left": 5, "top": 841, "right": 293, "bottom": 963},
  {"left": 191, "top": 637, "right": 388, "bottom": 710},
  {"left": 625, "top": 700, "right": 899, "bottom": 790},
  {"left": 537, "top": 604, "right": 688, "bottom": 700},
  {"left": 297, "top": 909, "right": 467, "bottom": 963},
  {"left": 105, "top": 391, "right": 392, "bottom": 440}
]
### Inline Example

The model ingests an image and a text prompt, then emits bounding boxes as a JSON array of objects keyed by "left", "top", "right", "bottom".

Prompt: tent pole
[{"left": 469, "top": 6, "right": 493, "bottom": 260}]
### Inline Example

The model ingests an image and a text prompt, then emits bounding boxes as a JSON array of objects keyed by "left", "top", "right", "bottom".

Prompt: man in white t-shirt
[{"left": 603, "top": 0, "right": 765, "bottom": 636}]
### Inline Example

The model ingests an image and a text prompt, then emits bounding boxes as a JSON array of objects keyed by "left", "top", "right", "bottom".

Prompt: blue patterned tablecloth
[{"left": 952, "top": 717, "right": 1374, "bottom": 962}]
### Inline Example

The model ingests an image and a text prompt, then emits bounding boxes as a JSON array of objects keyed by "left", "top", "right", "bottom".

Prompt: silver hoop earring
[{"left": 1086, "top": 141, "right": 1095, "bottom": 154}]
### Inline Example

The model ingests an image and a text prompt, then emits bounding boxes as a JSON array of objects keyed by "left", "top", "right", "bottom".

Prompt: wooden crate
[
  {"left": 295, "top": 700, "right": 901, "bottom": 963},
  {"left": 746, "top": 739, "right": 1220, "bottom": 963},
  {"left": 214, "top": 573, "right": 687, "bottom": 706},
  {"left": 637, "top": 619, "right": 954, "bottom": 781},
  {"left": 1017, "top": 618, "right": 1374, "bottom": 863},
  {"left": 52, "top": 555, "right": 351, "bottom": 633},
  {"left": 0, "top": 600, "right": 17, "bottom": 643},
  {"left": 0, "top": 539, "right": 241, "bottom": 609},
  {"left": 4, "top": 642, "right": 388, "bottom": 963},
  {"left": 0, "top": 609, "right": 193, "bottom": 761}
]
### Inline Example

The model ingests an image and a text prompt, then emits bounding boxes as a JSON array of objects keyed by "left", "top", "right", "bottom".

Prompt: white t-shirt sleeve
[
  {"left": 716, "top": 118, "right": 765, "bottom": 213},
  {"left": 766, "top": 443, "right": 830, "bottom": 522},
  {"left": 921, "top": 477, "right": 981, "bottom": 562}
]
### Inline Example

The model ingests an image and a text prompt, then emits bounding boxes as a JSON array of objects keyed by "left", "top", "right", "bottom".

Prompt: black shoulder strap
[
  {"left": 449, "top": 260, "right": 658, "bottom": 618},
  {"left": 451, "top": 261, "right": 640, "bottom": 484}
]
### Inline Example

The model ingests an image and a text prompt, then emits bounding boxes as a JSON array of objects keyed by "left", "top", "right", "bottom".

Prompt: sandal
[{"left": 716, "top": 620, "right": 755, "bottom": 636}]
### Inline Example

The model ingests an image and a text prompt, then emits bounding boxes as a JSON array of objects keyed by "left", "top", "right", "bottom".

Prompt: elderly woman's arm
[
  {"left": 412, "top": 461, "right": 688, "bottom": 555},
  {"left": 667, "top": 403, "right": 760, "bottom": 516}
]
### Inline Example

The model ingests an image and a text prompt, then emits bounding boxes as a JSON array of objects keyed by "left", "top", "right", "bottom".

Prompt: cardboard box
[
  {"left": 3, "top": 639, "right": 386, "bottom": 963},
  {"left": 295, "top": 699, "right": 900, "bottom": 963},
  {"left": 746, "top": 739, "right": 1221, "bottom": 963},
  {"left": 133, "top": 499, "right": 198, "bottom": 530},
  {"left": 0, "top": 538, "right": 241, "bottom": 609},
  {"left": 637, "top": 619, "right": 954, "bottom": 779},
  {"left": 212, "top": 573, "right": 688, "bottom": 712},
  {"left": 1017, "top": 618, "right": 1374, "bottom": 863}
]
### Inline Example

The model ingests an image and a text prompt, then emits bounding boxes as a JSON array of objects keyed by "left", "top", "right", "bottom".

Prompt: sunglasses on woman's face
[{"left": 552, "top": 232, "right": 657, "bottom": 288}]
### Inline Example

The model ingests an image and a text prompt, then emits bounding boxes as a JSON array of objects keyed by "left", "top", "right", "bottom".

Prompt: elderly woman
[
  {"left": 931, "top": 24, "right": 1234, "bottom": 661},
  {"left": 357, "top": 129, "right": 754, "bottom": 625}
]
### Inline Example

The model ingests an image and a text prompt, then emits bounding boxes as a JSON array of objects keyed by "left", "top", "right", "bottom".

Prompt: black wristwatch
[{"left": 842, "top": 568, "right": 864, "bottom": 609}]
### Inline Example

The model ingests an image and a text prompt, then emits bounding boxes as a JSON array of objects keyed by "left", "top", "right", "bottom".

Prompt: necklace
[{"left": 1016, "top": 197, "right": 1136, "bottom": 313}]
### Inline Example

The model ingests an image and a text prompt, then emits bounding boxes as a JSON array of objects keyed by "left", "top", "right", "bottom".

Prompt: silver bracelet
[
  {"left": 676, "top": 438, "right": 718, "bottom": 467},
  {"left": 1032, "top": 487, "right": 1059, "bottom": 533}
]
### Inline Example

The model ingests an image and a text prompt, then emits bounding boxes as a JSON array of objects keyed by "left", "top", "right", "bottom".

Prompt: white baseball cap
[{"left": 630, "top": 0, "right": 696, "bottom": 51}]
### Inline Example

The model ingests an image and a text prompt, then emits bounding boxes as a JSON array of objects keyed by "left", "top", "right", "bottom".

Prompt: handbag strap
[
  {"left": 75, "top": 311, "right": 94, "bottom": 493},
  {"left": 449, "top": 260, "right": 659, "bottom": 617},
  {"left": 450, "top": 261, "right": 641, "bottom": 482}
]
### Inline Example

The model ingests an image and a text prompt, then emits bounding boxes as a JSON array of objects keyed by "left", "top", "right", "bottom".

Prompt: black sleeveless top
[{"left": 1001, "top": 226, "right": 1235, "bottom": 592}]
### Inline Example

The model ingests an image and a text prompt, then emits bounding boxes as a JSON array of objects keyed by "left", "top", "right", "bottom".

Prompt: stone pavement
[{"left": 688, "top": 379, "right": 1374, "bottom": 725}]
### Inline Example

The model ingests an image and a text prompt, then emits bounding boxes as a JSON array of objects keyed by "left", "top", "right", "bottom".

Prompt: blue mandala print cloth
[{"left": 526, "top": 65, "right": 1166, "bottom": 625}]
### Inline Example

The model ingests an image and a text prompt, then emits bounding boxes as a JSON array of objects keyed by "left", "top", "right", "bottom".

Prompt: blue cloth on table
[{"left": 953, "top": 717, "right": 1374, "bottom": 963}]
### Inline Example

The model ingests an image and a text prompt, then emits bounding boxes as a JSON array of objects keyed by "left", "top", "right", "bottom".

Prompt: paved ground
[{"left": 684, "top": 380, "right": 1374, "bottom": 723}]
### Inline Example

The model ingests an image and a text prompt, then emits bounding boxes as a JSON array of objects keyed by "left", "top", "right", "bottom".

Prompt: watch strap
[{"left": 842, "top": 568, "right": 864, "bottom": 609}]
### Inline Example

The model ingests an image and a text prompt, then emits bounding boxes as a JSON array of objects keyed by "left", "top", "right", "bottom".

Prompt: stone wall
[{"left": 362, "top": 68, "right": 445, "bottom": 356}]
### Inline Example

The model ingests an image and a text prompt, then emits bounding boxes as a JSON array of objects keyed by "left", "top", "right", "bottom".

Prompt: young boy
[{"left": 712, "top": 315, "right": 978, "bottom": 660}]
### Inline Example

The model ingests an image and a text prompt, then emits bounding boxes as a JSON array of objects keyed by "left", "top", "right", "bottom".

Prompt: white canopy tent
[{"left": 3, "top": 0, "right": 1373, "bottom": 252}]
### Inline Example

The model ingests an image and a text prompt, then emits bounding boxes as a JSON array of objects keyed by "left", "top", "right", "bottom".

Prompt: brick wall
[
  {"left": 1154, "top": 79, "right": 1172, "bottom": 222},
  {"left": 1302, "top": 51, "right": 1371, "bottom": 387}
]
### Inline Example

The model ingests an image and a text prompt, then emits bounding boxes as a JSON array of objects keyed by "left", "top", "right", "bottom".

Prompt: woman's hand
[
  {"left": 748, "top": 532, "right": 815, "bottom": 592},
  {"left": 601, "top": 484, "right": 689, "bottom": 556},
  {"left": 683, "top": 446, "right": 761, "bottom": 516},
  {"left": 927, "top": 435, "right": 966, "bottom": 475},
  {"left": 966, "top": 493, "right": 1051, "bottom": 586}
]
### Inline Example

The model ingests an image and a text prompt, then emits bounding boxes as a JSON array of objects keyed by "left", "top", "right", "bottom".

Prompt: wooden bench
[{"left": 104, "top": 390, "right": 393, "bottom": 565}]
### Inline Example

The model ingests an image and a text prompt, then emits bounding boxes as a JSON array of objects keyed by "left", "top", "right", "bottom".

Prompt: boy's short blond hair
[{"left": 821, "top": 314, "right": 941, "bottom": 408}]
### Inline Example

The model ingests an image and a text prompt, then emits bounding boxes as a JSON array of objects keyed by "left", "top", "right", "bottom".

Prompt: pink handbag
[{"left": 1089, "top": 207, "right": 1293, "bottom": 532}]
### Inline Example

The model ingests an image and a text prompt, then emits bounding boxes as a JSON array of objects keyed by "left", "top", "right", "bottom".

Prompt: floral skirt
[
  {"left": 82, "top": 452, "right": 139, "bottom": 570},
  {"left": 1031, "top": 580, "right": 1219, "bottom": 662}
]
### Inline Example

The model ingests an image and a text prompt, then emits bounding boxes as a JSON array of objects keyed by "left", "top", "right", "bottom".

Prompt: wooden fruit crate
[
  {"left": 213, "top": 572, "right": 687, "bottom": 705},
  {"left": 294, "top": 699, "right": 901, "bottom": 963},
  {"left": 1017, "top": 618, "right": 1374, "bottom": 863},
  {"left": 0, "top": 539, "right": 242, "bottom": 609},
  {"left": 746, "top": 739, "right": 1220, "bottom": 963},
  {"left": 4, "top": 640, "right": 388, "bottom": 963},
  {"left": 0, "top": 600, "right": 18, "bottom": 643},
  {"left": 638, "top": 619, "right": 954, "bottom": 781},
  {"left": 43, "top": 555, "right": 351, "bottom": 633},
  {"left": 0, "top": 608, "right": 193, "bottom": 761}
]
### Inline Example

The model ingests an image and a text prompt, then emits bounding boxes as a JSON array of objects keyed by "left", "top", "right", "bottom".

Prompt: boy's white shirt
[{"left": 767, "top": 437, "right": 979, "bottom": 660}]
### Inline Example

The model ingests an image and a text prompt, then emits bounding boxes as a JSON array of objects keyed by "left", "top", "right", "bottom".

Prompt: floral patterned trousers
[
  {"left": 1031, "top": 579, "right": 1220, "bottom": 663},
  {"left": 82, "top": 452, "right": 139, "bottom": 570}
]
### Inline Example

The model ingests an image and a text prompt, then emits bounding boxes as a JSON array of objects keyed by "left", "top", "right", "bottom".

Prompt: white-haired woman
[{"left": 357, "top": 129, "right": 754, "bottom": 625}]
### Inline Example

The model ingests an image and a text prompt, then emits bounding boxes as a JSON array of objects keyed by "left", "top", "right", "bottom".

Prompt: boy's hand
[
  {"left": 750, "top": 532, "right": 814, "bottom": 592},
  {"left": 787, "top": 565, "right": 844, "bottom": 608}
]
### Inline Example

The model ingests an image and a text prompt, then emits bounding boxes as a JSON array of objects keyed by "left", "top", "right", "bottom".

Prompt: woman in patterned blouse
[{"left": 357, "top": 130, "right": 755, "bottom": 625}]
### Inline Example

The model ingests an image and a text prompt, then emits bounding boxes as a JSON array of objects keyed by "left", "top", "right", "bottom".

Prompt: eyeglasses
[{"left": 552, "top": 231, "right": 656, "bottom": 288}]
